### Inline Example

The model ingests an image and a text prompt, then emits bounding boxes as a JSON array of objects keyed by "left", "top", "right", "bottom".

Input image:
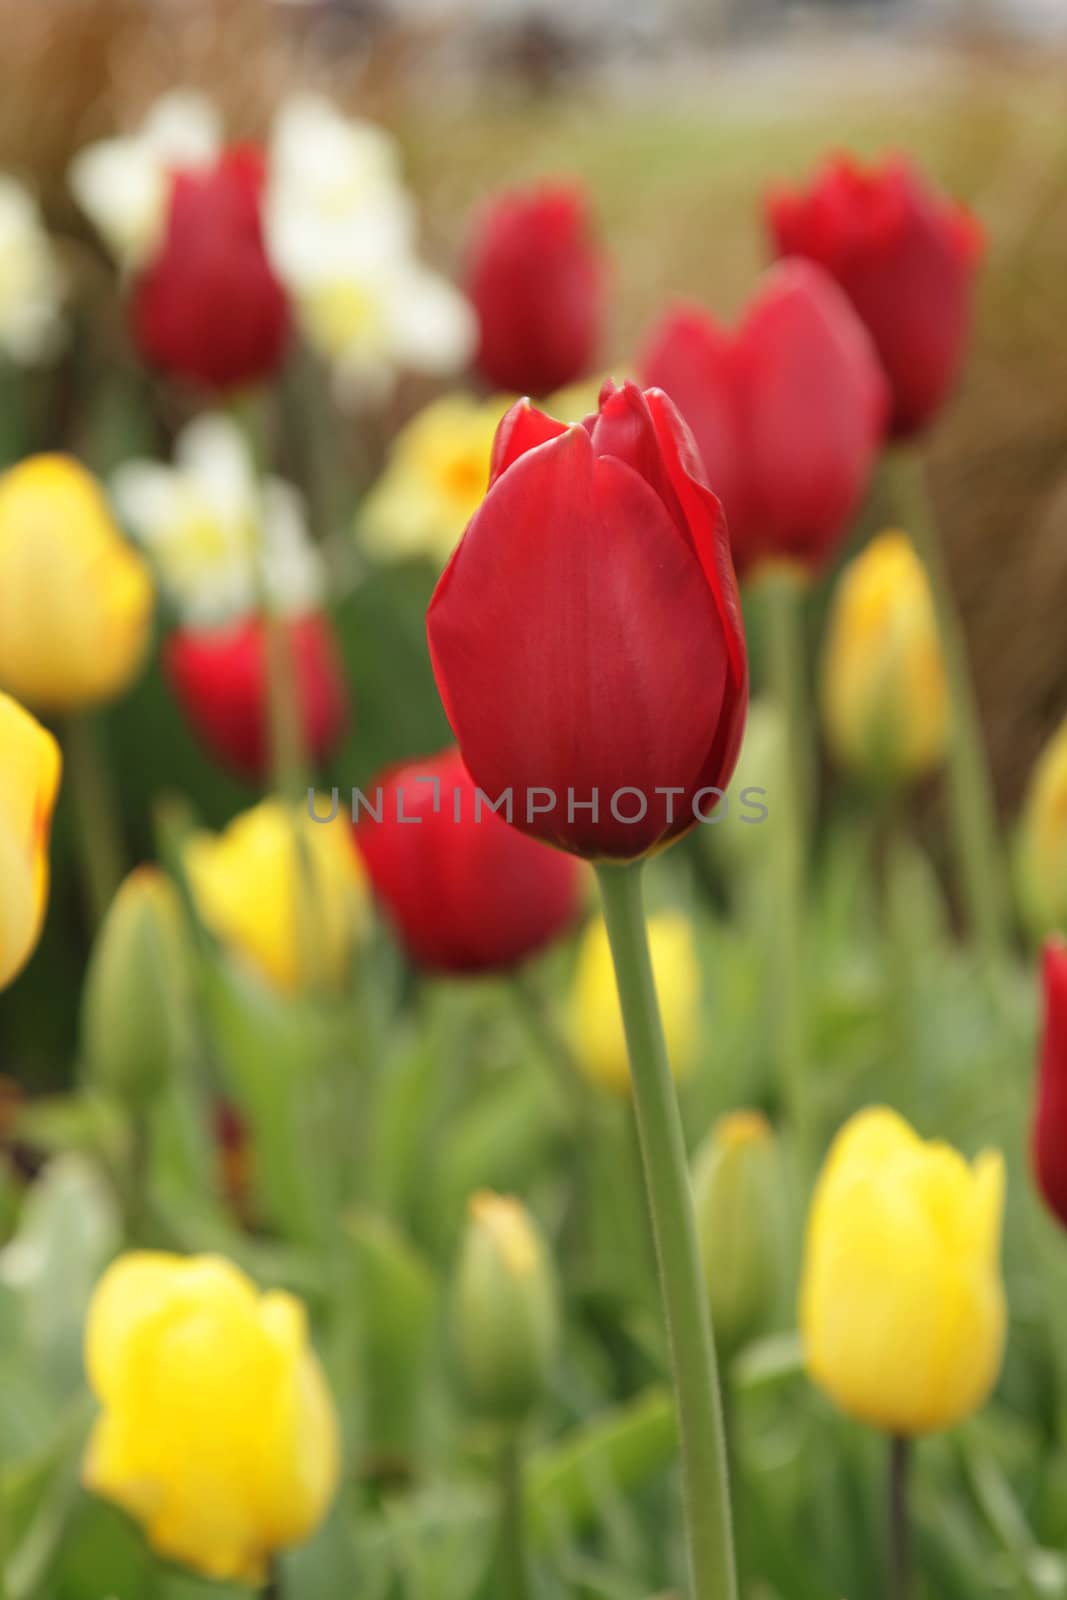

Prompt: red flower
[
  {"left": 356, "top": 748, "right": 583, "bottom": 974},
  {"left": 1033, "top": 939, "right": 1067, "bottom": 1230},
  {"left": 426, "top": 379, "right": 748, "bottom": 860},
  {"left": 638, "top": 260, "right": 887, "bottom": 580},
  {"left": 466, "top": 183, "right": 604, "bottom": 397},
  {"left": 164, "top": 612, "right": 348, "bottom": 782},
  {"left": 131, "top": 146, "right": 290, "bottom": 392},
  {"left": 766, "top": 155, "right": 982, "bottom": 438}
]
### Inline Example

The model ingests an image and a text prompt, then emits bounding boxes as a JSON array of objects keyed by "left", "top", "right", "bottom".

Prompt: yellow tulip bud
[
  {"left": 1018, "top": 716, "right": 1067, "bottom": 938},
  {"left": 820, "top": 531, "right": 947, "bottom": 785},
  {"left": 0, "top": 455, "right": 153, "bottom": 711},
  {"left": 692, "top": 1111, "right": 783, "bottom": 1356},
  {"left": 0, "top": 692, "right": 61, "bottom": 990},
  {"left": 800, "top": 1107, "right": 1006, "bottom": 1437},
  {"left": 571, "top": 911, "right": 700, "bottom": 1096},
  {"left": 81, "top": 867, "right": 193, "bottom": 1105},
  {"left": 83, "top": 1251, "right": 340, "bottom": 1584},
  {"left": 185, "top": 799, "right": 369, "bottom": 994},
  {"left": 452, "top": 1191, "right": 559, "bottom": 1422}
]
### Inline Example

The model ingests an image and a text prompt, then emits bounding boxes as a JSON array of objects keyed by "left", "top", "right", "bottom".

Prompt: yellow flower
[
  {"left": 821, "top": 531, "right": 947, "bottom": 785},
  {"left": 83, "top": 1251, "right": 340, "bottom": 1585},
  {"left": 0, "top": 455, "right": 153, "bottom": 711},
  {"left": 358, "top": 393, "right": 509, "bottom": 567},
  {"left": 571, "top": 911, "right": 700, "bottom": 1095},
  {"left": 185, "top": 798, "right": 369, "bottom": 993},
  {"left": 0, "top": 692, "right": 61, "bottom": 990},
  {"left": 800, "top": 1107, "right": 1006, "bottom": 1437},
  {"left": 1018, "top": 716, "right": 1067, "bottom": 938}
]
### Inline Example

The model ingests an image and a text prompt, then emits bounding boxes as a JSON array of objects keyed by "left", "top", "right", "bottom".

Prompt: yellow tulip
[
  {"left": 821, "top": 531, "right": 947, "bottom": 785},
  {"left": 800, "top": 1107, "right": 1006, "bottom": 1437},
  {"left": 571, "top": 911, "right": 700, "bottom": 1096},
  {"left": 83, "top": 1251, "right": 340, "bottom": 1584},
  {"left": 185, "top": 798, "right": 369, "bottom": 994},
  {"left": 0, "top": 455, "right": 153, "bottom": 711},
  {"left": 1018, "top": 716, "right": 1067, "bottom": 938},
  {"left": 358, "top": 393, "right": 507, "bottom": 567},
  {"left": 0, "top": 692, "right": 61, "bottom": 989}
]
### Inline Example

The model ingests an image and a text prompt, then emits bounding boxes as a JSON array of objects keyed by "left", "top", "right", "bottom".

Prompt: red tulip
[
  {"left": 1033, "top": 939, "right": 1067, "bottom": 1230},
  {"left": 466, "top": 182, "right": 604, "bottom": 397},
  {"left": 164, "top": 612, "right": 348, "bottom": 781},
  {"left": 356, "top": 748, "right": 583, "bottom": 974},
  {"left": 131, "top": 146, "right": 290, "bottom": 393},
  {"left": 766, "top": 155, "right": 982, "bottom": 438},
  {"left": 426, "top": 379, "right": 748, "bottom": 860},
  {"left": 638, "top": 260, "right": 888, "bottom": 580}
]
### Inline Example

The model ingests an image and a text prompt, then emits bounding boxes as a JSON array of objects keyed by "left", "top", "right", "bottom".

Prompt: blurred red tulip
[
  {"left": 1033, "top": 939, "right": 1067, "bottom": 1230},
  {"left": 766, "top": 155, "right": 982, "bottom": 438},
  {"left": 466, "top": 182, "right": 604, "bottom": 397},
  {"left": 164, "top": 612, "right": 348, "bottom": 782},
  {"left": 131, "top": 146, "right": 290, "bottom": 393},
  {"left": 356, "top": 748, "right": 582, "bottom": 974},
  {"left": 426, "top": 380, "right": 747, "bottom": 860},
  {"left": 638, "top": 260, "right": 887, "bottom": 580}
]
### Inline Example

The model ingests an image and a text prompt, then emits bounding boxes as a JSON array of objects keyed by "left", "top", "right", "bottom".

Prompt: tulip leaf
[{"left": 526, "top": 1387, "right": 676, "bottom": 1543}]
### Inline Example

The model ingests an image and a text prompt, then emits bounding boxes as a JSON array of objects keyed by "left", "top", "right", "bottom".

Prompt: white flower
[
  {"left": 111, "top": 413, "right": 325, "bottom": 626},
  {"left": 69, "top": 90, "right": 221, "bottom": 269},
  {"left": 0, "top": 177, "right": 65, "bottom": 365},
  {"left": 266, "top": 92, "right": 475, "bottom": 401}
]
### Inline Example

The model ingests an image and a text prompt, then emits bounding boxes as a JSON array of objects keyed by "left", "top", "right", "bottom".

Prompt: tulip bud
[
  {"left": 767, "top": 154, "right": 982, "bottom": 438},
  {"left": 692, "top": 1111, "right": 782, "bottom": 1356},
  {"left": 0, "top": 692, "right": 61, "bottom": 991},
  {"left": 571, "top": 911, "right": 700, "bottom": 1096},
  {"left": 164, "top": 611, "right": 349, "bottom": 783},
  {"left": 185, "top": 798, "right": 369, "bottom": 995},
  {"left": 131, "top": 146, "right": 290, "bottom": 393},
  {"left": 800, "top": 1107, "right": 1006, "bottom": 1437},
  {"left": 0, "top": 456, "right": 153, "bottom": 713},
  {"left": 1032, "top": 940, "right": 1067, "bottom": 1229},
  {"left": 466, "top": 183, "right": 604, "bottom": 398},
  {"left": 1017, "top": 718, "right": 1067, "bottom": 940},
  {"left": 83, "top": 1251, "right": 340, "bottom": 1584},
  {"left": 81, "top": 867, "right": 193, "bottom": 1106},
  {"left": 820, "top": 531, "right": 948, "bottom": 787},
  {"left": 451, "top": 1192, "right": 558, "bottom": 1422}
]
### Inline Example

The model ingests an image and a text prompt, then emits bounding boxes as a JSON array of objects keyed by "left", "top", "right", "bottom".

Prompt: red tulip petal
[{"left": 489, "top": 399, "right": 569, "bottom": 487}]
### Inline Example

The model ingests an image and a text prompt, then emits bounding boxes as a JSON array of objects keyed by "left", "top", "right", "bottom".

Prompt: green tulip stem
[
  {"left": 595, "top": 859, "right": 737, "bottom": 1600},
  {"left": 887, "top": 447, "right": 1007, "bottom": 964},
  {"left": 888, "top": 1434, "right": 913, "bottom": 1600},
  {"left": 497, "top": 1431, "right": 531, "bottom": 1600},
  {"left": 63, "top": 714, "right": 125, "bottom": 930},
  {"left": 761, "top": 570, "right": 811, "bottom": 1160}
]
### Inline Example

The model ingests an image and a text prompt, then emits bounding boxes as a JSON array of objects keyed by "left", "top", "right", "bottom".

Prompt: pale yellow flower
[
  {"left": 83, "top": 1251, "right": 339, "bottom": 1584},
  {"left": 0, "top": 692, "right": 61, "bottom": 989},
  {"left": 800, "top": 1106, "right": 1006, "bottom": 1436},
  {"left": 1018, "top": 716, "right": 1067, "bottom": 938}
]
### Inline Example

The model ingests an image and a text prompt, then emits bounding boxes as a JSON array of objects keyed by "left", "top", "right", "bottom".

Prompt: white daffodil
[
  {"left": 111, "top": 413, "right": 324, "bottom": 625},
  {"left": 69, "top": 89, "right": 221, "bottom": 269},
  {"left": 0, "top": 177, "right": 65, "bottom": 364},
  {"left": 266, "top": 92, "right": 475, "bottom": 402}
]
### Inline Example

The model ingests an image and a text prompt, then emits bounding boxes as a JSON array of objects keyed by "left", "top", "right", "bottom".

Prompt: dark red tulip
[
  {"left": 356, "top": 748, "right": 583, "bottom": 974},
  {"left": 466, "top": 182, "right": 604, "bottom": 397},
  {"left": 1033, "top": 939, "right": 1067, "bottom": 1230},
  {"left": 131, "top": 145, "right": 290, "bottom": 392},
  {"left": 426, "top": 379, "right": 748, "bottom": 860},
  {"left": 638, "top": 261, "right": 888, "bottom": 580},
  {"left": 766, "top": 155, "right": 982, "bottom": 438},
  {"left": 164, "top": 612, "right": 348, "bottom": 781}
]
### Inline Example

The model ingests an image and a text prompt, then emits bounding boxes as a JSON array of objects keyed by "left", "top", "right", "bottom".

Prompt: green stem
[
  {"left": 595, "top": 860, "right": 737, "bottom": 1600},
  {"left": 886, "top": 448, "right": 1007, "bottom": 964},
  {"left": 63, "top": 715, "right": 124, "bottom": 929},
  {"left": 497, "top": 1432, "right": 531, "bottom": 1600},
  {"left": 761, "top": 572, "right": 811, "bottom": 1159},
  {"left": 888, "top": 1434, "right": 913, "bottom": 1600}
]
